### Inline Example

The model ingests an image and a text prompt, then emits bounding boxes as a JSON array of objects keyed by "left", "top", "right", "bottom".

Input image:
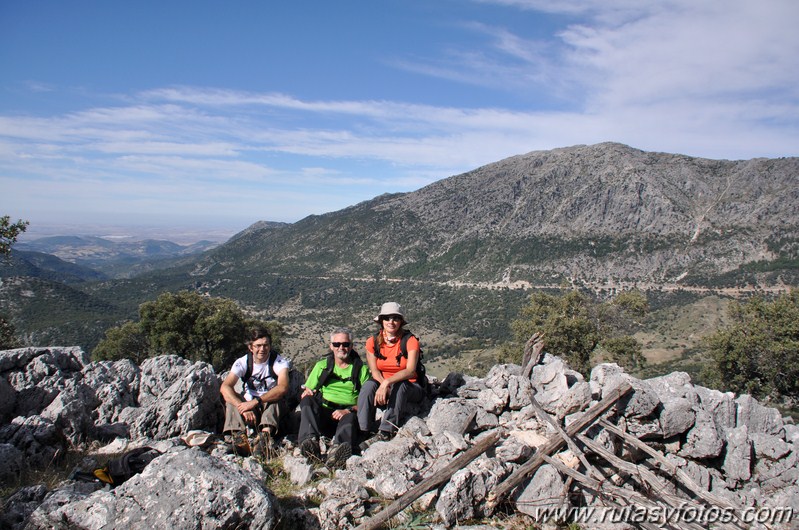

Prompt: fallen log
[
  {"left": 486, "top": 380, "right": 632, "bottom": 511},
  {"left": 354, "top": 429, "right": 501, "bottom": 530}
]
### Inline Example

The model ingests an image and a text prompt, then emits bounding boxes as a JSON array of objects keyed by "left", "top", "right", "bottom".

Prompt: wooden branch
[
  {"left": 487, "top": 381, "right": 632, "bottom": 511},
  {"left": 597, "top": 418, "right": 747, "bottom": 525},
  {"left": 521, "top": 332, "right": 545, "bottom": 378},
  {"left": 541, "top": 454, "right": 701, "bottom": 530},
  {"left": 528, "top": 392, "right": 604, "bottom": 482},
  {"left": 576, "top": 434, "right": 743, "bottom": 530},
  {"left": 354, "top": 430, "right": 501, "bottom": 530}
]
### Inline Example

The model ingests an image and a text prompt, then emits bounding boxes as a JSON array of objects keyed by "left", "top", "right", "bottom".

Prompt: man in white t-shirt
[{"left": 220, "top": 326, "right": 290, "bottom": 445}]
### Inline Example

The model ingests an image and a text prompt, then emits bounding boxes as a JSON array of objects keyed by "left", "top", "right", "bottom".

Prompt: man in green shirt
[{"left": 299, "top": 327, "right": 369, "bottom": 468}]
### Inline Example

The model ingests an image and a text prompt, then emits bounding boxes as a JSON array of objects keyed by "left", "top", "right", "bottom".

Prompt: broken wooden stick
[
  {"left": 521, "top": 332, "right": 545, "bottom": 378},
  {"left": 487, "top": 380, "right": 632, "bottom": 511},
  {"left": 355, "top": 429, "right": 501, "bottom": 530},
  {"left": 540, "top": 453, "right": 706, "bottom": 530},
  {"left": 597, "top": 419, "right": 749, "bottom": 527},
  {"left": 528, "top": 392, "right": 604, "bottom": 482},
  {"left": 575, "top": 434, "right": 744, "bottom": 530}
]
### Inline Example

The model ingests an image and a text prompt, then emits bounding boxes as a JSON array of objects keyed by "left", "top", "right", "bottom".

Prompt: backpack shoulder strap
[
  {"left": 399, "top": 330, "right": 414, "bottom": 358},
  {"left": 267, "top": 349, "right": 278, "bottom": 376},
  {"left": 315, "top": 353, "right": 335, "bottom": 389},
  {"left": 349, "top": 351, "right": 363, "bottom": 392},
  {"left": 400, "top": 331, "right": 428, "bottom": 389},
  {"left": 372, "top": 333, "right": 387, "bottom": 360},
  {"left": 243, "top": 351, "right": 253, "bottom": 383}
]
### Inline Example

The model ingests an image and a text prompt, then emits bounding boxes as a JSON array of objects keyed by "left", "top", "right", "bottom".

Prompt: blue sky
[{"left": 2, "top": 0, "right": 798, "bottom": 240}]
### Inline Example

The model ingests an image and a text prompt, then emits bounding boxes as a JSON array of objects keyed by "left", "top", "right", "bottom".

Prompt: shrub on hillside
[
  {"left": 702, "top": 290, "right": 799, "bottom": 403},
  {"left": 510, "top": 288, "right": 648, "bottom": 375}
]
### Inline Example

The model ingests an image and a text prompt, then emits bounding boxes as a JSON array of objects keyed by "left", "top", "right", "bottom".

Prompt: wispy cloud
[{"left": 2, "top": 0, "right": 797, "bottom": 230}]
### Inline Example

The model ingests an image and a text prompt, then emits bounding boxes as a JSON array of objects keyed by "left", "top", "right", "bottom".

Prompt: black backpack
[
  {"left": 315, "top": 351, "right": 364, "bottom": 392},
  {"left": 93, "top": 447, "right": 162, "bottom": 487},
  {"left": 372, "top": 330, "right": 429, "bottom": 390}
]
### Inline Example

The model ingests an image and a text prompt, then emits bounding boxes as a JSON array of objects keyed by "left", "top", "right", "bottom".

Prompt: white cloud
[{"left": 2, "top": 0, "right": 797, "bottom": 230}]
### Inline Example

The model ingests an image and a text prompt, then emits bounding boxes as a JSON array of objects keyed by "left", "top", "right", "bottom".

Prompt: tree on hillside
[
  {"left": 1, "top": 314, "right": 21, "bottom": 350},
  {"left": 702, "top": 290, "right": 799, "bottom": 402},
  {"left": 92, "top": 322, "right": 149, "bottom": 364},
  {"left": 509, "top": 289, "right": 648, "bottom": 375},
  {"left": 1, "top": 215, "right": 29, "bottom": 255},
  {"left": 0, "top": 215, "right": 29, "bottom": 349},
  {"left": 93, "top": 291, "right": 283, "bottom": 371}
]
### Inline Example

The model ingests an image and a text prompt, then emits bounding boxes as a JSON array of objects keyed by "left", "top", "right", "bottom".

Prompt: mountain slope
[
  {"left": 15, "top": 235, "right": 219, "bottom": 278},
  {"left": 1, "top": 250, "right": 108, "bottom": 284},
  {"left": 192, "top": 142, "right": 798, "bottom": 287}
]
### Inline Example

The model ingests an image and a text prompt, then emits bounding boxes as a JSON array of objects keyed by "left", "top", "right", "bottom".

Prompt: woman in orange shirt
[{"left": 357, "top": 302, "right": 425, "bottom": 444}]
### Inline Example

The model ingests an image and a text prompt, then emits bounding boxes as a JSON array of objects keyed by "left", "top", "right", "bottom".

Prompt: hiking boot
[
  {"left": 253, "top": 429, "right": 279, "bottom": 459},
  {"left": 326, "top": 443, "right": 352, "bottom": 470},
  {"left": 358, "top": 430, "right": 392, "bottom": 453},
  {"left": 300, "top": 437, "right": 321, "bottom": 462},
  {"left": 231, "top": 431, "right": 251, "bottom": 456}
]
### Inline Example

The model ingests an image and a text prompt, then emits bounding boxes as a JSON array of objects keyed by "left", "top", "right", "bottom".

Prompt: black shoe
[
  {"left": 326, "top": 443, "right": 352, "bottom": 470},
  {"left": 300, "top": 437, "right": 321, "bottom": 462}
]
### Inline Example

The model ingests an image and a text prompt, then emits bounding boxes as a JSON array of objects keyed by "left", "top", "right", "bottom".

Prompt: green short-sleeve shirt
[{"left": 305, "top": 355, "right": 370, "bottom": 407}]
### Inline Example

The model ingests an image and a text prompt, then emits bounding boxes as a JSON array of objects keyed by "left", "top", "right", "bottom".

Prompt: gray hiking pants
[{"left": 356, "top": 379, "right": 424, "bottom": 434}]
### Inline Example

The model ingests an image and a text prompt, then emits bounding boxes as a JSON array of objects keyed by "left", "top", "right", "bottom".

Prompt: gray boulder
[
  {"left": 125, "top": 357, "right": 223, "bottom": 439},
  {"left": 0, "top": 485, "right": 48, "bottom": 530},
  {"left": 426, "top": 398, "right": 478, "bottom": 436},
  {"left": 81, "top": 359, "right": 141, "bottom": 425},
  {"left": 1, "top": 347, "right": 89, "bottom": 419},
  {"left": 40, "top": 379, "right": 99, "bottom": 445},
  {"left": 722, "top": 425, "right": 752, "bottom": 483},
  {"left": 750, "top": 432, "right": 793, "bottom": 460},
  {"left": 694, "top": 385, "right": 737, "bottom": 431},
  {"left": 435, "top": 455, "right": 511, "bottom": 526},
  {"left": 591, "top": 363, "right": 660, "bottom": 418},
  {"left": 0, "top": 415, "right": 66, "bottom": 468},
  {"left": 513, "top": 463, "right": 566, "bottom": 519},
  {"left": 507, "top": 375, "right": 534, "bottom": 410},
  {"left": 0, "top": 375, "right": 16, "bottom": 423},
  {"left": 657, "top": 397, "right": 696, "bottom": 438},
  {"left": 531, "top": 357, "right": 591, "bottom": 418},
  {"left": 681, "top": 409, "right": 724, "bottom": 459},
  {"left": 736, "top": 395, "right": 785, "bottom": 437},
  {"left": 0, "top": 442, "right": 25, "bottom": 485},
  {"left": 25, "top": 447, "right": 278, "bottom": 530}
]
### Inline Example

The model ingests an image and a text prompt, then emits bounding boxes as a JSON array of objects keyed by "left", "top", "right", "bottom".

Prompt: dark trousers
[
  {"left": 298, "top": 394, "right": 359, "bottom": 450},
  {"left": 356, "top": 378, "right": 424, "bottom": 434}
]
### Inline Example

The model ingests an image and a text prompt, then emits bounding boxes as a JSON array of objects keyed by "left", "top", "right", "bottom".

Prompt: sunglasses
[
  {"left": 331, "top": 342, "right": 352, "bottom": 348},
  {"left": 381, "top": 315, "right": 403, "bottom": 322}
]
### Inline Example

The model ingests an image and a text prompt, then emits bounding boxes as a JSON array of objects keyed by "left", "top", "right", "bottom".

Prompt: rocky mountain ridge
[{"left": 195, "top": 142, "right": 798, "bottom": 287}]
